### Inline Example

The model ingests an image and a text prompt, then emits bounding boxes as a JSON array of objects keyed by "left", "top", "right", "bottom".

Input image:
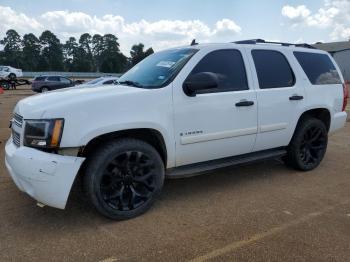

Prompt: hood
[{"left": 15, "top": 85, "right": 144, "bottom": 119}]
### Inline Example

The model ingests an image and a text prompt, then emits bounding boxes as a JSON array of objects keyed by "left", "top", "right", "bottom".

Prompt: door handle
[
  {"left": 289, "top": 95, "right": 304, "bottom": 101},
  {"left": 235, "top": 100, "right": 254, "bottom": 107}
]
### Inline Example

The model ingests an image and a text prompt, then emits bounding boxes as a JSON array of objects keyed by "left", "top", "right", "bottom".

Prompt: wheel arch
[
  {"left": 289, "top": 108, "right": 331, "bottom": 146},
  {"left": 297, "top": 108, "right": 331, "bottom": 131},
  {"left": 79, "top": 128, "right": 168, "bottom": 166}
]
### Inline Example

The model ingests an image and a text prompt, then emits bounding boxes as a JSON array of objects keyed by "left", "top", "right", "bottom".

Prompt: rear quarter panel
[{"left": 292, "top": 50, "right": 345, "bottom": 132}]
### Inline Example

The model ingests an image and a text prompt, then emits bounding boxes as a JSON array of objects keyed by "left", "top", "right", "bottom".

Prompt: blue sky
[{"left": 0, "top": 0, "right": 349, "bottom": 55}]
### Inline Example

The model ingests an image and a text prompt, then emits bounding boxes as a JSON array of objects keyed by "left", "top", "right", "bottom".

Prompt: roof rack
[{"left": 234, "top": 39, "right": 316, "bottom": 49}]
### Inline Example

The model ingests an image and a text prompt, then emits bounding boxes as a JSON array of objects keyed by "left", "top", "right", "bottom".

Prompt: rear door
[
  {"left": 46, "top": 76, "right": 60, "bottom": 89},
  {"left": 247, "top": 48, "right": 307, "bottom": 151},
  {"left": 173, "top": 47, "right": 258, "bottom": 166}
]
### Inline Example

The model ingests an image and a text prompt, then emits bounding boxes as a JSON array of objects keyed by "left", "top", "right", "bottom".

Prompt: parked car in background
[
  {"left": 0, "top": 66, "right": 23, "bottom": 79},
  {"left": 31, "top": 75, "right": 75, "bottom": 92},
  {"left": 76, "top": 76, "right": 119, "bottom": 88}
]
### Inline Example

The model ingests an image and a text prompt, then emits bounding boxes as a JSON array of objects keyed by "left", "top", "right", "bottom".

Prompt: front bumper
[{"left": 5, "top": 139, "right": 85, "bottom": 209}]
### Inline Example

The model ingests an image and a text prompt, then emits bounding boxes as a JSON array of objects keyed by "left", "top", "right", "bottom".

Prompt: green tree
[
  {"left": 130, "top": 43, "right": 154, "bottom": 66},
  {"left": 77, "top": 33, "right": 94, "bottom": 71},
  {"left": 0, "top": 29, "right": 22, "bottom": 68},
  {"left": 38, "top": 30, "right": 64, "bottom": 71},
  {"left": 22, "top": 33, "right": 41, "bottom": 71},
  {"left": 63, "top": 37, "right": 78, "bottom": 71},
  {"left": 92, "top": 34, "right": 104, "bottom": 72},
  {"left": 99, "top": 34, "right": 127, "bottom": 73}
]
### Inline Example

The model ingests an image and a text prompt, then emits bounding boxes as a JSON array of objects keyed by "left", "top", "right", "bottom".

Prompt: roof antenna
[{"left": 190, "top": 39, "right": 198, "bottom": 46}]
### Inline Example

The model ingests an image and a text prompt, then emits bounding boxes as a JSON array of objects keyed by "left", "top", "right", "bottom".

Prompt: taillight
[{"left": 343, "top": 81, "right": 349, "bottom": 112}]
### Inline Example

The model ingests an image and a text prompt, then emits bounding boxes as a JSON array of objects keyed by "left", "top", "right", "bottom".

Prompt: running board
[{"left": 166, "top": 148, "right": 287, "bottom": 178}]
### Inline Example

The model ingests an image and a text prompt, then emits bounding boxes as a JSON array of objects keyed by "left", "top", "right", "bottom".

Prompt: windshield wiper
[{"left": 118, "top": 80, "right": 144, "bottom": 88}]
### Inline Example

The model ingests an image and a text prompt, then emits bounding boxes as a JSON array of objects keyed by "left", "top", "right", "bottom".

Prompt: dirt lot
[{"left": 1, "top": 87, "right": 350, "bottom": 262}]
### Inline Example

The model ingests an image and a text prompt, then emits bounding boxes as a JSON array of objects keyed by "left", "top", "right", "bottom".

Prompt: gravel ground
[{"left": 0, "top": 87, "right": 350, "bottom": 262}]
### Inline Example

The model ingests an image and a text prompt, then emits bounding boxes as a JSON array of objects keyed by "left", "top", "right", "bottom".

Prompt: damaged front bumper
[{"left": 5, "top": 139, "right": 85, "bottom": 209}]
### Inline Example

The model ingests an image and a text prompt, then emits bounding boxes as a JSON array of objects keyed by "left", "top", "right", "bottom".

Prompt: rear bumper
[
  {"left": 5, "top": 139, "right": 85, "bottom": 209},
  {"left": 330, "top": 111, "right": 348, "bottom": 133},
  {"left": 31, "top": 85, "right": 40, "bottom": 92}
]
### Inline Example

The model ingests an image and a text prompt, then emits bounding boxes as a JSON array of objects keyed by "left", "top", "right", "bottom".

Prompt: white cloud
[
  {"left": 0, "top": 6, "right": 242, "bottom": 55},
  {"left": 0, "top": 6, "right": 43, "bottom": 34},
  {"left": 282, "top": 0, "right": 350, "bottom": 40},
  {"left": 281, "top": 5, "right": 310, "bottom": 20}
]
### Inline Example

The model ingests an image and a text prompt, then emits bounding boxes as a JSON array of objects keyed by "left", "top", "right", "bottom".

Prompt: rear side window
[
  {"left": 252, "top": 50, "right": 295, "bottom": 89},
  {"left": 293, "top": 52, "right": 341, "bottom": 85},
  {"left": 34, "top": 76, "right": 45, "bottom": 81},
  {"left": 47, "top": 76, "right": 60, "bottom": 81},
  {"left": 189, "top": 49, "right": 248, "bottom": 93}
]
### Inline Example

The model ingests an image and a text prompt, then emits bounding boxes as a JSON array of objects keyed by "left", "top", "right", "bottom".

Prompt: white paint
[
  {"left": 4, "top": 42, "right": 347, "bottom": 211},
  {"left": 180, "top": 127, "right": 258, "bottom": 145},
  {"left": 259, "top": 123, "right": 288, "bottom": 133}
]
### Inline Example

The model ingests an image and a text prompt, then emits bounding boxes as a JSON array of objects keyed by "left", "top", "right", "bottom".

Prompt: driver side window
[{"left": 187, "top": 49, "right": 249, "bottom": 94}]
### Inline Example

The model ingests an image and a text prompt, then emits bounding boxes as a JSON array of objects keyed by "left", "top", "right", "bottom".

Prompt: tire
[
  {"left": 285, "top": 117, "right": 328, "bottom": 171},
  {"left": 8, "top": 73, "right": 16, "bottom": 80},
  {"left": 1, "top": 81, "right": 10, "bottom": 90},
  {"left": 84, "top": 138, "right": 165, "bottom": 220},
  {"left": 41, "top": 87, "right": 50, "bottom": 92}
]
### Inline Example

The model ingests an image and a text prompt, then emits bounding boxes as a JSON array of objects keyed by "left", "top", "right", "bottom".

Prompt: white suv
[
  {"left": 5, "top": 40, "right": 348, "bottom": 220},
  {"left": 0, "top": 66, "right": 23, "bottom": 79}
]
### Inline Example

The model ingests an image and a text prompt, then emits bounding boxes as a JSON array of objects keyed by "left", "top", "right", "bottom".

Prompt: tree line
[{"left": 0, "top": 29, "right": 154, "bottom": 73}]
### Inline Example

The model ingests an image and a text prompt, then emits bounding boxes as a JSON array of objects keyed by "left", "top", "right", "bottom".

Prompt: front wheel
[
  {"left": 84, "top": 138, "right": 165, "bottom": 220},
  {"left": 285, "top": 118, "right": 328, "bottom": 171}
]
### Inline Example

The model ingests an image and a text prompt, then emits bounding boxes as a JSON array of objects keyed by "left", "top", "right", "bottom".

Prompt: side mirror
[{"left": 183, "top": 72, "right": 219, "bottom": 96}]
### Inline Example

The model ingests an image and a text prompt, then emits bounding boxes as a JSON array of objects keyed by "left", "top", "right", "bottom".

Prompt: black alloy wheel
[
  {"left": 84, "top": 138, "right": 164, "bottom": 220},
  {"left": 285, "top": 117, "right": 328, "bottom": 171},
  {"left": 298, "top": 125, "right": 327, "bottom": 167},
  {"left": 100, "top": 151, "right": 157, "bottom": 211}
]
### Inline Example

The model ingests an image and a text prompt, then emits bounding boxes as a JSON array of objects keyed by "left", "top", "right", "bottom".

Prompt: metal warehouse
[{"left": 313, "top": 40, "right": 350, "bottom": 82}]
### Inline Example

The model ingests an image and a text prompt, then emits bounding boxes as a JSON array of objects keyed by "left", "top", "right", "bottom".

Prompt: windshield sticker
[
  {"left": 156, "top": 61, "right": 176, "bottom": 68},
  {"left": 158, "top": 75, "right": 165, "bottom": 80}
]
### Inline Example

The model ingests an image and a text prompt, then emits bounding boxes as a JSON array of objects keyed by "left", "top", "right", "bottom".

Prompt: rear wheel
[
  {"left": 84, "top": 138, "right": 165, "bottom": 220},
  {"left": 8, "top": 73, "right": 16, "bottom": 80},
  {"left": 285, "top": 118, "right": 328, "bottom": 171},
  {"left": 41, "top": 87, "right": 49, "bottom": 92}
]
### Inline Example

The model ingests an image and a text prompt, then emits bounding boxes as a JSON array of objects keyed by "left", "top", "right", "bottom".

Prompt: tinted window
[
  {"left": 34, "top": 76, "right": 45, "bottom": 81},
  {"left": 47, "top": 76, "right": 60, "bottom": 81},
  {"left": 294, "top": 52, "right": 341, "bottom": 85},
  {"left": 60, "top": 77, "right": 71, "bottom": 84},
  {"left": 252, "top": 50, "right": 295, "bottom": 89},
  {"left": 188, "top": 49, "right": 248, "bottom": 93}
]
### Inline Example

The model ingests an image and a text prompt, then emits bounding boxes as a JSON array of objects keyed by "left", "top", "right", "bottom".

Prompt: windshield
[{"left": 118, "top": 48, "right": 198, "bottom": 88}]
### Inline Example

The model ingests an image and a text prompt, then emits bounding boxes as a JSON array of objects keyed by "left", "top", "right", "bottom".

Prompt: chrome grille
[
  {"left": 12, "top": 130, "right": 20, "bottom": 147},
  {"left": 13, "top": 113, "right": 23, "bottom": 128},
  {"left": 12, "top": 113, "right": 23, "bottom": 147}
]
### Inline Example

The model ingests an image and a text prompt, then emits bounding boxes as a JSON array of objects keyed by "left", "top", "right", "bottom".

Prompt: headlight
[{"left": 24, "top": 119, "right": 64, "bottom": 149}]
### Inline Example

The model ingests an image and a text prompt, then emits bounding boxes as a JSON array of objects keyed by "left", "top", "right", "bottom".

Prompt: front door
[{"left": 172, "top": 48, "right": 258, "bottom": 166}]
